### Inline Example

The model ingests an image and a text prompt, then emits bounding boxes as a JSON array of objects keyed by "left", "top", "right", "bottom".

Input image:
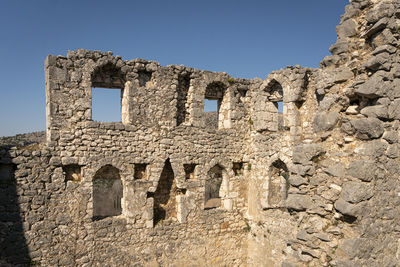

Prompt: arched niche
[
  {"left": 204, "top": 164, "right": 225, "bottom": 209},
  {"left": 268, "top": 159, "right": 289, "bottom": 207},
  {"left": 92, "top": 164, "right": 123, "bottom": 220}
]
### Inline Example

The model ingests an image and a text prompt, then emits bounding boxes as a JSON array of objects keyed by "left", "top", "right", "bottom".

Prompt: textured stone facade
[{"left": 1, "top": 0, "right": 400, "bottom": 266}]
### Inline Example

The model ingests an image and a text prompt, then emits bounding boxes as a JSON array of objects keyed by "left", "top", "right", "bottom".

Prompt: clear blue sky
[{"left": 0, "top": 0, "right": 349, "bottom": 137}]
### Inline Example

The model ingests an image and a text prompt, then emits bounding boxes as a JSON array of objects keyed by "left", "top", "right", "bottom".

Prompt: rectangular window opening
[
  {"left": 63, "top": 164, "right": 82, "bottom": 182},
  {"left": 204, "top": 98, "right": 219, "bottom": 129},
  {"left": 92, "top": 87, "right": 122, "bottom": 122},
  {"left": 184, "top": 164, "right": 196, "bottom": 180},
  {"left": 274, "top": 101, "right": 284, "bottom": 131},
  {"left": 233, "top": 162, "right": 244, "bottom": 176},
  {"left": 134, "top": 164, "right": 148, "bottom": 180}
]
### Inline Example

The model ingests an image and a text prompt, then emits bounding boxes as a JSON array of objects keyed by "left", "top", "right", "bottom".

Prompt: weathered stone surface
[
  {"left": 313, "top": 112, "right": 340, "bottom": 132},
  {"left": 389, "top": 79, "right": 400, "bottom": 99},
  {"left": 386, "top": 144, "right": 398, "bottom": 158},
  {"left": 333, "top": 68, "right": 353, "bottom": 83},
  {"left": 364, "top": 17, "right": 389, "bottom": 38},
  {"left": 388, "top": 99, "right": 400, "bottom": 120},
  {"left": 288, "top": 175, "right": 308, "bottom": 187},
  {"left": 360, "top": 105, "right": 388, "bottom": 119},
  {"left": 365, "top": 52, "right": 390, "bottom": 71},
  {"left": 285, "top": 194, "right": 312, "bottom": 211},
  {"left": 292, "top": 144, "right": 323, "bottom": 164},
  {"left": 355, "top": 74, "right": 387, "bottom": 98},
  {"left": 329, "top": 41, "right": 349, "bottom": 55},
  {"left": 340, "top": 238, "right": 373, "bottom": 259},
  {"left": 383, "top": 130, "right": 398, "bottom": 144},
  {"left": 355, "top": 139, "right": 388, "bottom": 158},
  {"left": 3, "top": 2, "right": 400, "bottom": 266},
  {"left": 337, "top": 19, "right": 357, "bottom": 38},
  {"left": 372, "top": 45, "right": 396, "bottom": 55},
  {"left": 341, "top": 181, "right": 373, "bottom": 204},
  {"left": 334, "top": 198, "right": 358, "bottom": 217},
  {"left": 348, "top": 160, "right": 377, "bottom": 182},
  {"left": 324, "top": 162, "right": 346, "bottom": 177},
  {"left": 350, "top": 118, "right": 384, "bottom": 140},
  {"left": 320, "top": 55, "right": 341, "bottom": 67}
]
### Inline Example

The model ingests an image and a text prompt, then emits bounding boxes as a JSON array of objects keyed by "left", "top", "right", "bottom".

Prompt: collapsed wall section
[{"left": 247, "top": 0, "right": 400, "bottom": 266}]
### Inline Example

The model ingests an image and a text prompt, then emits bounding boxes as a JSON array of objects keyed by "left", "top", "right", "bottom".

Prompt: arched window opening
[
  {"left": 204, "top": 82, "right": 227, "bottom": 130},
  {"left": 268, "top": 159, "right": 289, "bottom": 207},
  {"left": 266, "top": 80, "right": 283, "bottom": 102},
  {"left": 265, "top": 80, "right": 285, "bottom": 131},
  {"left": 153, "top": 159, "right": 177, "bottom": 226},
  {"left": 91, "top": 63, "right": 127, "bottom": 123},
  {"left": 92, "top": 165, "right": 123, "bottom": 220},
  {"left": 204, "top": 164, "right": 224, "bottom": 209}
]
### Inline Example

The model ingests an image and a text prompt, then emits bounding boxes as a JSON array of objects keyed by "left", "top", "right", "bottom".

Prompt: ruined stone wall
[
  {"left": 1, "top": 0, "right": 400, "bottom": 266},
  {"left": 2, "top": 49, "right": 255, "bottom": 266},
  {"left": 247, "top": 0, "right": 400, "bottom": 266}
]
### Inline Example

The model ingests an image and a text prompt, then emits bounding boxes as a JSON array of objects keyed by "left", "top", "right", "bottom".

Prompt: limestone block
[
  {"left": 350, "top": 118, "right": 384, "bottom": 140},
  {"left": 348, "top": 160, "right": 377, "bottom": 182},
  {"left": 285, "top": 194, "right": 312, "bottom": 211},
  {"left": 360, "top": 105, "right": 388, "bottom": 119},
  {"left": 336, "top": 19, "right": 357, "bottom": 38},
  {"left": 324, "top": 162, "right": 346, "bottom": 177},
  {"left": 313, "top": 112, "right": 339, "bottom": 132},
  {"left": 292, "top": 144, "right": 323, "bottom": 164},
  {"left": 355, "top": 75, "right": 387, "bottom": 98},
  {"left": 334, "top": 198, "right": 358, "bottom": 217},
  {"left": 341, "top": 181, "right": 373, "bottom": 204}
]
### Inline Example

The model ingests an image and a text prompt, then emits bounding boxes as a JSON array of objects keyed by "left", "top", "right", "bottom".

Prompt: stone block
[
  {"left": 336, "top": 19, "right": 357, "bottom": 38},
  {"left": 350, "top": 118, "right": 384, "bottom": 140},
  {"left": 292, "top": 144, "right": 323, "bottom": 164},
  {"left": 348, "top": 160, "right": 377, "bottom": 182},
  {"left": 313, "top": 112, "right": 339, "bottom": 132},
  {"left": 341, "top": 181, "right": 373, "bottom": 204},
  {"left": 286, "top": 194, "right": 312, "bottom": 211}
]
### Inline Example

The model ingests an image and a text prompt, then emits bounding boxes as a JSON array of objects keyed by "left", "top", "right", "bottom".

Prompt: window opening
[
  {"left": 268, "top": 159, "right": 289, "bottom": 207},
  {"left": 91, "top": 88, "right": 122, "bottom": 122},
  {"left": 134, "top": 164, "right": 148, "bottom": 180},
  {"left": 184, "top": 164, "right": 196, "bottom": 180},
  {"left": 91, "top": 63, "right": 125, "bottom": 123},
  {"left": 62, "top": 164, "right": 82, "bottom": 182},
  {"left": 138, "top": 70, "right": 152, "bottom": 87},
  {"left": 176, "top": 74, "right": 190, "bottom": 126},
  {"left": 204, "top": 164, "right": 223, "bottom": 209},
  {"left": 204, "top": 82, "right": 226, "bottom": 130},
  {"left": 204, "top": 99, "right": 219, "bottom": 129},
  {"left": 233, "top": 162, "right": 244, "bottom": 176},
  {"left": 92, "top": 165, "right": 123, "bottom": 220}
]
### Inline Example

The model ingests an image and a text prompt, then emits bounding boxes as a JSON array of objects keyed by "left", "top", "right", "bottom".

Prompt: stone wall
[
  {"left": 1, "top": 0, "right": 400, "bottom": 266},
  {"left": 247, "top": 0, "right": 400, "bottom": 266}
]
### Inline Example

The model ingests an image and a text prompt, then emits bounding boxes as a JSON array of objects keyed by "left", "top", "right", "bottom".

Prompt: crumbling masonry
[{"left": 1, "top": 0, "right": 400, "bottom": 266}]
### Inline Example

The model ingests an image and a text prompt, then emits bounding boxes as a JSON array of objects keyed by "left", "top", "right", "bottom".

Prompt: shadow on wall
[
  {"left": 0, "top": 146, "right": 31, "bottom": 265},
  {"left": 153, "top": 159, "right": 177, "bottom": 226}
]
